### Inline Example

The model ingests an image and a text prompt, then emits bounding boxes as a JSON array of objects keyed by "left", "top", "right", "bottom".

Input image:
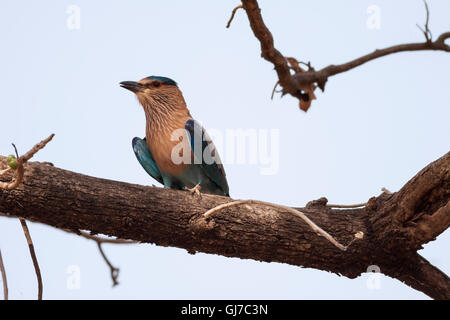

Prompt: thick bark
[{"left": 0, "top": 152, "right": 449, "bottom": 299}]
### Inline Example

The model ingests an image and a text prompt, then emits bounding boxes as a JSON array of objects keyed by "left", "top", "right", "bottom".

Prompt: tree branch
[
  {"left": 373, "top": 152, "right": 450, "bottom": 250},
  {"left": 237, "top": 0, "right": 450, "bottom": 111},
  {"left": 291, "top": 36, "right": 450, "bottom": 89},
  {"left": 0, "top": 151, "right": 449, "bottom": 299},
  {"left": 226, "top": 4, "right": 243, "bottom": 28},
  {"left": 240, "top": 0, "right": 298, "bottom": 98},
  {"left": 410, "top": 200, "right": 450, "bottom": 246},
  {"left": 382, "top": 254, "right": 450, "bottom": 300},
  {"left": 18, "top": 218, "right": 43, "bottom": 300}
]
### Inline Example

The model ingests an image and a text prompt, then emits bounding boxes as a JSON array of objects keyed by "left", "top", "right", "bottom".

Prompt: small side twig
[
  {"left": 325, "top": 186, "right": 393, "bottom": 208},
  {"left": 417, "top": 0, "right": 432, "bottom": 42},
  {"left": 381, "top": 187, "right": 392, "bottom": 194},
  {"left": 96, "top": 242, "right": 120, "bottom": 287},
  {"left": 326, "top": 203, "right": 366, "bottom": 209},
  {"left": 270, "top": 81, "right": 280, "bottom": 99},
  {"left": 0, "top": 134, "right": 55, "bottom": 190},
  {"left": 1, "top": 136, "right": 52, "bottom": 300},
  {"left": 62, "top": 229, "right": 135, "bottom": 286},
  {"left": 203, "top": 200, "right": 364, "bottom": 251},
  {"left": 19, "top": 218, "right": 43, "bottom": 300},
  {"left": 77, "top": 230, "right": 132, "bottom": 287},
  {"left": 11, "top": 143, "right": 19, "bottom": 158},
  {"left": 226, "top": 4, "right": 243, "bottom": 28},
  {"left": 63, "top": 229, "right": 137, "bottom": 245},
  {"left": 0, "top": 249, "right": 8, "bottom": 300}
]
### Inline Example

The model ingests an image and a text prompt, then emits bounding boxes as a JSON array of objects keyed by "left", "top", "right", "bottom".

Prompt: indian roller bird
[{"left": 120, "top": 76, "right": 230, "bottom": 197}]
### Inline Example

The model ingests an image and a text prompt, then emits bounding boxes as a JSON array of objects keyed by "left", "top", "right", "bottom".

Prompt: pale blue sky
[{"left": 0, "top": 0, "right": 449, "bottom": 299}]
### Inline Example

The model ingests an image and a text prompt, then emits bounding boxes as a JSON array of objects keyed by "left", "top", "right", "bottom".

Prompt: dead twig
[
  {"left": 270, "top": 81, "right": 280, "bottom": 99},
  {"left": 226, "top": 4, "right": 243, "bottom": 28},
  {"left": 19, "top": 218, "right": 43, "bottom": 300},
  {"left": 64, "top": 229, "right": 136, "bottom": 286},
  {"left": 0, "top": 249, "right": 8, "bottom": 300},
  {"left": 75, "top": 230, "right": 135, "bottom": 287},
  {"left": 0, "top": 134, "right": 55, "bottom": 189},
  {"left": 64, "top": 229, "right": 137, "bottom": 245},
  {"left": 96, "top": 242, "right": 120, "bottom": 287},
  {"left": 203, "top": 199, "right": 364, "bottom": 251},
  {"left": 326, "top": 203, "right": 366, "bottom": 209},
  {"left": 382, "top": 187, "right": 392, "bottom": 194},
  {"left": 237, "top": 0, "right": 450, "bottom": 111},
  {"left": 417, "top": 0, "right": 433, "bottom": 42},
  {"left": 0, "top": 214, "right": 134, "bottom": 288},
  {"left": 325, "top": 187, "right": 395, "bottom": 208}
]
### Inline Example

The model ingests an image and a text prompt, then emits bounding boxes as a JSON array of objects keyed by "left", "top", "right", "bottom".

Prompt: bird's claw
[{"left": 185, "top": 184, "right": 202, "bottom": 198}]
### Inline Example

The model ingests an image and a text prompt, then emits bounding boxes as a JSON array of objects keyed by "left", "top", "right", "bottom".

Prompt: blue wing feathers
[
  {"left": 185, "top": 120, "right": 230, "bottom": 196},
  {"left": 132, "top": 137, "right": 164, "bottom": 185}
]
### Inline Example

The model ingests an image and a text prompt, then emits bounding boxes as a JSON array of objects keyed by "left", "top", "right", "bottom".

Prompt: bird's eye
[{"left": 153, "top": 82, "right": 160, "bottom": 87}]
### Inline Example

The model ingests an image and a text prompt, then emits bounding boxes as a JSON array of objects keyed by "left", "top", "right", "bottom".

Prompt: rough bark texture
[{"left": 0, "top": 153, "right": 449, "bottom": 299}]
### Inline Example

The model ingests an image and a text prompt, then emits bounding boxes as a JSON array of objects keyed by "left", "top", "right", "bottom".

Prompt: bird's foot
[{"left": 185, "top": 184, "right": 202, "bottom": 198}]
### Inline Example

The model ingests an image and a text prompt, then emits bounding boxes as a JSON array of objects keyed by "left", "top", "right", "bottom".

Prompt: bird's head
[{"left": 120, "top": 76, "right": 186, "bottom": 114}]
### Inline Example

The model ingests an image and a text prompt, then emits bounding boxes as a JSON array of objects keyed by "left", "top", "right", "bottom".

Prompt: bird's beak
[{"left": 120, "top": 81, "right": 144, "bottom": 93}]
